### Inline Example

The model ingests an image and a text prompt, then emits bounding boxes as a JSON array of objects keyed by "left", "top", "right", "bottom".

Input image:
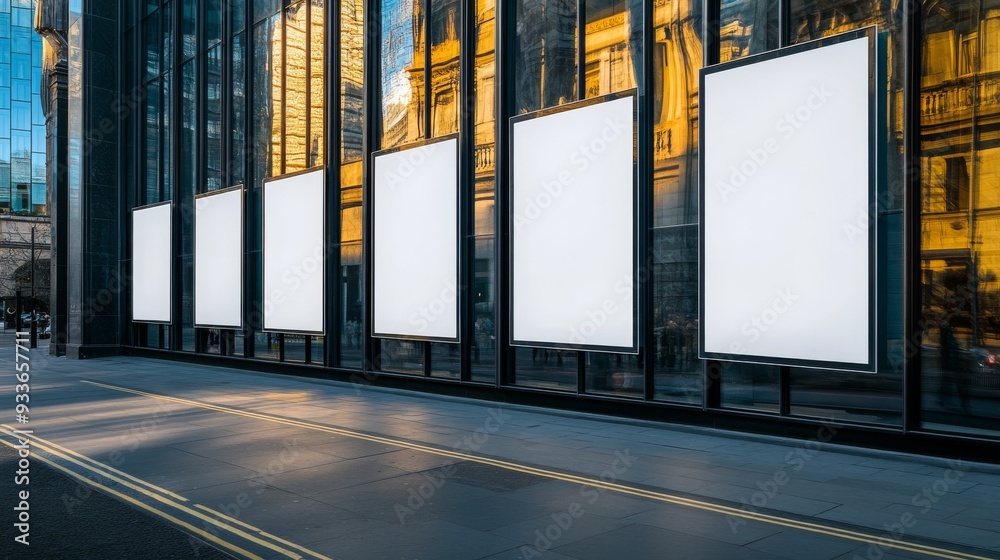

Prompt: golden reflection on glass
[
  {"left": 920, "top": 4, "right": 1000, "bottom": 431},
  {"left": 269, "top": 12, "right": 283, "bottom": 176},
  {"left": 651, "top": 0, "right": 701, "bottom": 228},
  {"left": 583, "top": 0, "right": 640, "bottom": 98},
  {"left": 430, "top": 0, "right": 461, "bottom": 136},
  {"left": 310, "top": 0, "right": 325, "bottom": 167},
  {"left": 471, "top": 0, "right": 497, "bottom": 380},
  {"left": 285, "top": 1, "right": 308, "bottom": 172}
]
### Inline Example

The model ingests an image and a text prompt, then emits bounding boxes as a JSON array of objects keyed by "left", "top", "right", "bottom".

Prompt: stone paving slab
[{"left": 8, "top": 348, "right": 1000, "bottom": 559}]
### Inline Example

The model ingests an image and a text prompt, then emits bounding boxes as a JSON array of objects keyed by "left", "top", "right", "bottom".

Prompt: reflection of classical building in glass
[
  {"left": 920, "top": 4, "right": 1000, "bottom": 357},
  {"left": 39, "top": 0, "right": 1000, "bottom": 456}
]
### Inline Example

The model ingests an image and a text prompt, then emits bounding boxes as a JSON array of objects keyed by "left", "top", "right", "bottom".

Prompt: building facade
[
  {"left": 0, "top": 0, "right": 51, "bottom": 321},
  {"left": 42, "top": 0, "right": 1000, "bottom": 458}
]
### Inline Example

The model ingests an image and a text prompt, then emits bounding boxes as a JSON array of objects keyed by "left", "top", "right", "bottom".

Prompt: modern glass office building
[{"left": 39, "top": 0, "right": 1000, "bottom": 458}]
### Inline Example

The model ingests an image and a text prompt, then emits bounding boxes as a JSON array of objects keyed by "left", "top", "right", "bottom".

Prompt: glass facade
[
  {"left": 0, "top": 0, "right": 45, "bottom": 215},
  {"left": 107, "top": 0, "right": 1000, "bottom": 448}
]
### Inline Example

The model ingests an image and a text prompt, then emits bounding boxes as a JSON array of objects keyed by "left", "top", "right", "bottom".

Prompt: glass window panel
[
  {"left": 12, "top": 181, "right": 27, "bottom": 211},
  {"left": 585, "top": 351, "right": 643, "bottom": 397},
  {"left": 31, "top": 34, "right": 42, "bottom": 69},
  {"left": 720, "top": 363, "right": 780, "bottom": 412},
  {"left": 651, "top": 226, "right": 701, "bottom": 403},
  {"left": 180, "top": 60, "right": 196, "bottom": 203},
  {"left": 10, "top": 100, "right": 27, "bottom": 129},
  {"left": 31, "top": 182, "right": 45, "bottom": 213},
  {"left": 31, "top": 153, "right": 44, "bottom": 181},
  {"left": 252, "top": 20, "right": 272, "bottom": 185},
  {"left": 339, "top": 2, "right": 365, "bottom": 369},
  {"left": 206, "top": 0, "right": 223, "bottom": 46},
  {"left": 13, "top": 7, "right": 29, "bottom": 27},
  {"left": 10, "top": 54, "right": 27, "bottom": 80},
  {"left": 31, "top": 126, "right": 44, "bottom": 153},
  {"left": 470, "top": 0, "right": 497, "bottom": 383},
  {"left": 0, "top": 39, "right": 9, "bottom": 63},
  {"left": 380, "top": 0, "right": 423, "bottom": 147},
  {"left": 513, "top": 347, "right": 578, "bottom": 391},
  {"left": 919, "top": 4, "right": 1000, "bottom": 437},
  {"left": 252, "top": 15, "right": 281, "bottom": 182},
  {"left": 284, "top": 1, "right": 308, "bottom": 171},
  {"left": 232, "top": 0, "right": 246, "bottom": 33},
  {"left": 0, "top": 63, "right": 9, "bottom": 87},
  {"left": 254, "top": 0, "right": 280, "bottom": 23},
  {"left": 11, "top": 78, "right": 27, "bottom": 101},
  {"left": 309, "top": 0, "right": 325, "bottom": 168},
  {"left": 231, "top": 32, "right": 247, "bottom": 186},
  {"left": 470, "top": 236, "right": 495, "bottom": 381},
  {"left": 11, "top": 26, "right": 28, "bottom": 53},
  {"left": 162, "top": 1, "right": 173, "bottom": 70},
  {"left": 144, "top": 14, "right": 159, "bottom": 80},
  {"left": 430, "top": 342, "right": 461, "bottom": 379},
  {"left": 515, "top": 0, "right": 577, "bottom": 113},
  {"left": 379, "top": 340, "right": 425, "bottom": 375},
  {"left": 31, "top": 94, "right": 42, "bottom": 124},
  {"left": 145, "top": 79, "right": 159, "bottom": 203},
  {"left": 10, "top": 128, "right": 27, "bottom": 156},
  {"left": 181, "top": 0, "right": 197, "bottom": 60},
  {"left": 205, "top": 45, "right": 223, "bottom": 191},
  {"left": 583, "top": 0, "right": 641, "bottom": 98},
  {"left": 11, "top": 154, "right": 27, "bottom": 181},
  {"left": 161, "top": 72, "right": 173, "bottom": 200},
  {"left": 430, "top": 0, "right": 459, "bottom": 136},
  {"left": 651, "top": 1, "right": 702, "bottom": 403},
  {"left": 341, "top": 0, "right": 364, "bottom": 162},
  {"left": 285, "top": 334, "right": 307, "bottom": 363}
]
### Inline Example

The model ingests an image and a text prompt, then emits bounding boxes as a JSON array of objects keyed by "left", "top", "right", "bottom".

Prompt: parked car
[{"left": 963, "top": 347, "right": 999, "bottom": 374}]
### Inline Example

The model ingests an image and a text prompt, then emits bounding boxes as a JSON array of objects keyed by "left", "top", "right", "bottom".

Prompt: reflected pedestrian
[{"left": 938, "top": 314, "right": 970, "bottom": 414}]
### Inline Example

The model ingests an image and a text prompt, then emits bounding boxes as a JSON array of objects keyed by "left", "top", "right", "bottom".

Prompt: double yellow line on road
[
  {"left": 0, "top": 424, "right": 335, "bottom": 560},
  {"left": 80, "top": 380, "right": 994, "bottom": 560}
]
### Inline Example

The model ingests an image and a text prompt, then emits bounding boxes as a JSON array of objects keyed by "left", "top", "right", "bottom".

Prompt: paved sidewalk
[{"left": 4, "top": 346, "right": 1000, "bottom": 559}]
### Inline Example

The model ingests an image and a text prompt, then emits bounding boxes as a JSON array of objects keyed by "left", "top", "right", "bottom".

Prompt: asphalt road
[{"left": 0, "top": 443, "right": 232, "bottom": 560}]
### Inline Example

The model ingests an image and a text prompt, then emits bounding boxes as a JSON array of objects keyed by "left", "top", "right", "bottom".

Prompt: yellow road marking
[
  {"left": 81, "top": 380, "right": 992, "bottom": 560},
  {"left": 1, "top": 426, "right": 334, "bottom": 560},
  {"left": 0, "top": 424, "right": 189, "bottom": 502},
  {"left": 0, "top": 438, "right": 266, "bottom": 560},
  {"left": 193, "top": 504, "right": 338, "bottom": 560}
]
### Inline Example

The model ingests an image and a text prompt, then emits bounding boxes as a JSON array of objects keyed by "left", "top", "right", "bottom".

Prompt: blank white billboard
[
  {"left": 132, "top": 203, "right": 172, "bottom": 323},
  {"left": 263, "top": 169, "right": 325, "bottom": 334},
  {"left": 373, "top": 137, "right": 459, "bottom": 340},
  {"left": 195, "top": 188, "right": 244, "bottom": 328},
  {"left": 511, "top": 95, "right": 636, "bottom": 351},
  {"left": 701, "top": 31, "right": 875, "bottom": 370}
]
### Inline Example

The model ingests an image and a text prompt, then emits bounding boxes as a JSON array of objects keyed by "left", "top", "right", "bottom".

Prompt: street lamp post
[{"left": 29, "top": 226, "right": 36, "bottom": 349}]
